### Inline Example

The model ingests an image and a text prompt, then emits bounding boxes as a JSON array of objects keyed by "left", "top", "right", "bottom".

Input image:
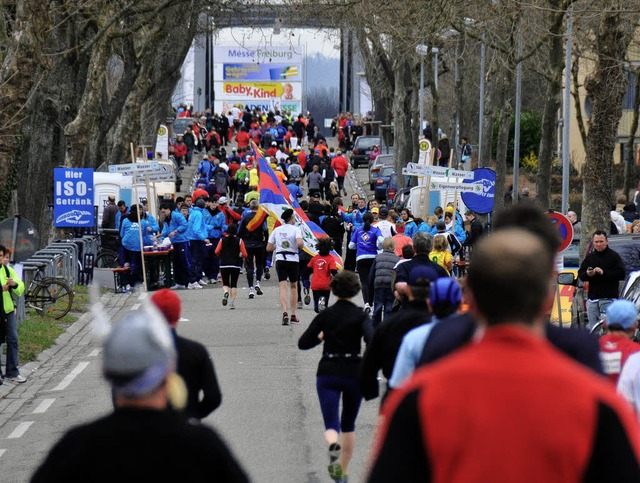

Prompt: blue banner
[
  {"left": 461, "top": 168, "right": 496, "bottom": 214},
  {"left": 223, "top": 63, "right": 301, "bottom": 81},
  {"left": 53, "top": 168, "right": 95, "bottom": 227}
]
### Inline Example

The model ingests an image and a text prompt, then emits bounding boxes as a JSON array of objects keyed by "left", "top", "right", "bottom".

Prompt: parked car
[
  {"left": 557, "top": 235, "right": 640, "bottom": 328},
  {"left": 369, "top": 154, "right": 394, "bottom": 190},
  {"left": 373, "top": 166, "right": 396, "bottom": 201},
  {"left": 350, "top": 135, "right": 383, "bottom": 168},
  {"left": 385, "top": 172, "right": 411, "bottom": 209}
]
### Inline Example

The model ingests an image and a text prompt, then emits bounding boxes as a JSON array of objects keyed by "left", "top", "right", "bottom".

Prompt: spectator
[
  {"left": 101, "top": 195, "right": 118, "bottom": 229},
  {"left": 0, "top": 245, "right": 25, "bottom": 384},
  {"left": 598, "top": 300, "right": 640, "bottom": 384},
  {"left": 368, "top": 238, "right": 400, "bottom": 327}
]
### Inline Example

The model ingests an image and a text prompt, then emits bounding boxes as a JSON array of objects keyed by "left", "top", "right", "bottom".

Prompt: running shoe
[
  {"left": 282, "top": 312, "right": 289, "bottom": 325},
  {"left": 230, "top": 300, "right": 236, "bottom": 310},
  {"left": 328, "top": 443, "right": 343, "bottom": 481},
  {"left": 318, "top": 296, "right": 326, "bottom": 312},
  {"left": 7, "top": 375, "right": 26, "bottom": 384},
  {"left": 336, "top": 475, "right": 349, "bottom": 483},
  {"left": 290, "top": 315, "right": 300, "bottom": 325},
  {"left": 364, "top": 303, "right": 371, "bottom": 315},
  {"left": 170, "top": 284, "right": 186, "bottom": 290},
  {"left": 249, "top": 287, "right": 255, "bottom": 299},
  {"left": 198, "top": 278, "right": 208, "bottom": 286},
  {"left": 187, "top": 282, "right": 203, "bottom": 290},
  {"left": 254, "top": 282, "right": 263, "bottom": 295},
  {"left": 222, "top": 291, "right": 229, "bottom": 306},
  {"left": 264, "top": 267, "right": 271, "bottom": 280},
  {"left": 303, "top": 288, "right": 311, "bottom": 306}
]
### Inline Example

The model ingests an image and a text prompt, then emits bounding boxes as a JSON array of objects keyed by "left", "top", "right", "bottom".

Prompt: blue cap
[
  {"left": 606, "top": 300, "right": 638, "bottom": 329},
  {"left": 408, "top": 265, "right": 438, "bottom": 287},
  {"left": 429, "top": 278, "right": 462, "bottom": 309}
]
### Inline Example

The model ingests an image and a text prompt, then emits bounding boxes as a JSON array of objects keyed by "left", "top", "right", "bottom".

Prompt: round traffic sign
[
  {"left": 419, "top": 139, "right": 431, "bottom": 152},
  {"left": 546, "top": 211, "right": 574, "bottom": 252}
]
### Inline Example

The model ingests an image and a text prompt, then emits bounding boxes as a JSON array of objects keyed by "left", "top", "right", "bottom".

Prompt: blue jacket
[
  {"left": 143, "top": 214, "right": 160, "bottom": 246},
  {"left": 417, "top": 222, "right": 431, "bottom": 234},
  {"left": 351, "top": 208, "right": 368, "bottom": 229},
  {"left": 349, "top": 225, "right": 384, "bottom": 259},
  {"left": 120, "top": 217, "right": 149, "bottom": 252},
  {"left": 287, "top": 183, "right": 303, "bottom": 199},
  {"left": 185, "top": 207, "right": 208, "bottom": 241},
  {"left": 161, "top": 210, "right": 188, "bottom": 244},
  {"left": 204, "top": 209, "right": 227, "bottom": 239},
  {"left": 404, "top": 220, "right": 418, "bottom": 238}
]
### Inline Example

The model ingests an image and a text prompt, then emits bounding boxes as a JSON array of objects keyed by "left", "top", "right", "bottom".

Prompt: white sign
[
  {"left": 429, "top": 181, "right": 482, "bottom": 193},
  {"left": 155, "top": 125, "right": 169, "bottom": 160},
  {"left": 214, "top": 45, "right": 304, "bottom": 64},
  {"left": 136, "top": 173, "right": 176, "bottom": 183},
  {"left": 403, "top": 163, "right": 474, "bottom": 180},
  {"left": 109, "top": 162, "right": 160, "bottom": 174}
]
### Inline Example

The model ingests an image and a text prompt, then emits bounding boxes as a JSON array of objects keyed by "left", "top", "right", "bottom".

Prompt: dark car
[
  {"left": 369, "top": 154, "right": 394, "bottom": 190},
  {"left": 373, "top": 166, "right": 396, "bottom": 201},
  {"left": 350, "top": 135, "right": 382, "bottom": 168},
  {"left": 170, "top": 117, "right": 195, "bottom": 141},
  {"left": 557, "top": 235, "right": 640, "bottom": 328},
  {"left": 385, "top": 172, "right": 411, "bottom": 209}
]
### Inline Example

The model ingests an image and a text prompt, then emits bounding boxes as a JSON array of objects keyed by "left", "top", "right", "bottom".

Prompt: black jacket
[
  {"left": 578, "top": 246, "right": 625, "bottom": 299},
  {"left": 174, "top": 331, "right": 222, "bottom": 420}
]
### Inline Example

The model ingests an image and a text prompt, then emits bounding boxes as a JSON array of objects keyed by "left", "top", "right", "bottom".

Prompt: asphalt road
[{"left": 0, "top": 163, "right": 383, "bottom": 483}]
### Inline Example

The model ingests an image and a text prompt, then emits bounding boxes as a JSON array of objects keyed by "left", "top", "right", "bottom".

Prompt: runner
[
  {"left": 215, "top": 224, "right": 248, "bottom": 310},
  {"left": 298, "top": 270, "right": 372, "bottom": 483},
  {"left": 348, "top": 212, "right": 384, "bottom": 313},
  {"left": 307, "top": 237, "right": 339, "bottom": 312},
  {"left": 267, "top": 209, "right": 304, "bottom": 325}
]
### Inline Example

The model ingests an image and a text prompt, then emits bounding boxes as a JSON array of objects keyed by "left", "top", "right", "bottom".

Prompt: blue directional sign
[{"left": 53, "top": 168, "right": 94, "bottom": 227}]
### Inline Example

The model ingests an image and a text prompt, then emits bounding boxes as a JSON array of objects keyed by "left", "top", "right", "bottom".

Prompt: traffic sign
[
  {"left": 136, "top": 173, "right": 176, "bottom": 183},
  {"left": 546, "top": 211, "right": 574, "bottom": 252},
  {"left": 429, "top": 181, "right": 482, "bottom": 193},
  {"left": 108, "top": 162, "right": 161, "bottom": 175},
  {"left": 402, "top": 163, "right": 474, "bottom": 179}
]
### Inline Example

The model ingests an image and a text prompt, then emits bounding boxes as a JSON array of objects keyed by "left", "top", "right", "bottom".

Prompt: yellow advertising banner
[{"left": 551, "top": 269, "right": 578, "bottom": 326}]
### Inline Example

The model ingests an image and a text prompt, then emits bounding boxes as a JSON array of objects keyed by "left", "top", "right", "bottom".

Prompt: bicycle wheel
[
  {"left": 32, "top": 278, "right": 74, "bottom": 319},
  {"left": 96, "top": 250, "right": 119, "bottom": 268}
]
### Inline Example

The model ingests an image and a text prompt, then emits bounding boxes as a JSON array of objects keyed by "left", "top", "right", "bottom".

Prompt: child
[
  {"left": 430, "top": 234, "right": 453, "bottom": 275},
  {"left": 307, "top": 238, "right": 338, "bottom": 312},
  {"left": 214, "top": 224, "right": 248, "bottom": 309}
]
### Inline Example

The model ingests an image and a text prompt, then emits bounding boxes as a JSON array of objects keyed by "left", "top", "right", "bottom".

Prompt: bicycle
[
  {"left": 23, "top": 263, "right": 74, "bottom": 319},
  {"left": 96, "top": 229, "right": 120, "bottom": 268}
]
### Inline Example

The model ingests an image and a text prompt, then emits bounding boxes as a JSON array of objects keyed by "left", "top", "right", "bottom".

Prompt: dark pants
[
  {"left": 336, "top": 176, "right": 345, "bottom": 193},
  {"left": 316, "top": 375, "right": 363, "bottom": 433},
  {"left": 344, "top": 247, "right": 356, "bottom": 272},
  {"left": 245, "top": 245, "right": 265, "bottom": 287},
  {"left": 189, "top": 240, "right": 205, "bottom": 283},
  {"left": 204, "top": 238, "right": 220, "bottom": 280},
  {"left": 123, "top": 248, "right": 142, "bottom": 287},
  {"left": 297, "top": 261, "right": 311, "bottom": 299},
  {"left": 172, "top": 241, "right": 190, "bottom": 286},
  {"left": 312, "top": 289, "right": 331, "bottom": 313},
  {"left": 356, "top": 258, "right": 375, "bottom": 305},
  {"left": 1, "top": 311, "right": 19, "bottom": 378},
  {"left": 373, "top": 287, "right": 395, "bottom": 328}
]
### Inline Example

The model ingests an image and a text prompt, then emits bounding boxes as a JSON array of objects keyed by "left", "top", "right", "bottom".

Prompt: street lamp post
[{"left": 416, "top": 44, "right": 429, "bottom": 133}]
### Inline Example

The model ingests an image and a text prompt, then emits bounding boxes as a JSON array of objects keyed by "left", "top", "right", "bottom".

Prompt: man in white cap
[{"left": 32, "top": 305, "right": 249, "bottom": 482}]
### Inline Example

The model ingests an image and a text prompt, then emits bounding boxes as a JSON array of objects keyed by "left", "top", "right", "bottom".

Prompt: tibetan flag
[
  {"left": 244, "top": 207, "right": 268, "bottom": 232},
  {"left": 257, "top": 154, "right": 342, "bottom": 267}
]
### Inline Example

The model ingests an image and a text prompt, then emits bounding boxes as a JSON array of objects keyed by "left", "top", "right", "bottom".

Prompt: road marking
[
  {"left": 8, "top": 422, "right": 33, "bottom": 439},
  {"left": 130, "top": 303, "right": 140, "bottom": 311},
  {"left": 137, "top": 293, "right": 147, "bottom": 301},
  {"left": 33, "top": 399, "right": 55, "bottom": 414},
  {"left": 0, "top": 449, "right": 5, "bottom": 458},
  {"left": 88, "top": 348, "right": 101, "bottom": 357},
  {"left": 52, "top": 362, "right": 90, "bottom": 391}
]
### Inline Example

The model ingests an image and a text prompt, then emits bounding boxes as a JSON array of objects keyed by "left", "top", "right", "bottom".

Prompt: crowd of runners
[{"left": 31, "top": 106, "right": 640, "bottom": 481}]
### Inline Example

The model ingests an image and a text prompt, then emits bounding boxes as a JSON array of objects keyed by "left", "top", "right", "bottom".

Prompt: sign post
[
  {"left": 53, "top": 168, "right": 94, "bottom": 228},
  {"left": 546, "top": 211, "right": 574, "bottom": 328},
  {"left": 129, "top": 145, "right": 148, "bottom": 292}
]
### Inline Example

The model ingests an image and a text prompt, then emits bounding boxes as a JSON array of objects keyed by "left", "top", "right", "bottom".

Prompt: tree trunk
[
  {"left": 581, "top": 8, "right": 634, "bottom": 257},
  {"left": 479, "top": 61, "right": 498, "bottom": 168},
  {"left": 624, "top": 69, "right": 640, "bottom": 201},
  {"left": 494, "top": 70, "right": 515, "bottom": 212},
  {"left": 392, "top": 53, "right": 414, "bottom": 192},
  {"left": 536, "top": 0, "right": 565, "bottom": 210}
]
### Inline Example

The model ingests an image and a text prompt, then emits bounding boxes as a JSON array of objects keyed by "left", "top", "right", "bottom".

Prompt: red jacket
[
  {"left": 599, "top": 333, "right": 640, "bottom": 384},
  {"left": 331, "top": 155, "right": 349, "bottom": 178},
  {"left": 174, "top": 142, "right": 187, "bottom": 158},
  {"left": 235, "top": 131, "right": 250, "bottom": 149},
  {"left": 369, "top": 326, "right": 640, "bottom": 482}
]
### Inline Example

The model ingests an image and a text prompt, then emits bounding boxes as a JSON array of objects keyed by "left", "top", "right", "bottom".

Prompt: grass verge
[{"left": 17, "top": 285, "right": 105, "bottom": 364}]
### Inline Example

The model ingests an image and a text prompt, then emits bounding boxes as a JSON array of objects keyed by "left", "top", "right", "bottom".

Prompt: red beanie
[{"left": 150, "top": 289, "right": 182, "bottom": 327}]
